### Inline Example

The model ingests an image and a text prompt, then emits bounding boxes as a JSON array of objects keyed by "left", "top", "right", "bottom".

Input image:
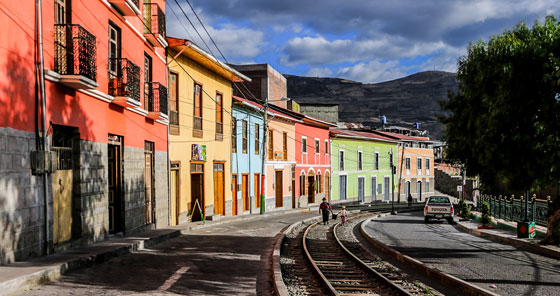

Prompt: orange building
[{"left": 0, "top": 0, "right": 169, "bottom": 263}]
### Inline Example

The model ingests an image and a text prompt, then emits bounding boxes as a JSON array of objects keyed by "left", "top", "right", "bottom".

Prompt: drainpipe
[
  {"left": 37, "top": 0, "right": 50, "bottom": 255},
  {"left": 166, "top": 64, "right": 171, "bottom": 227}
]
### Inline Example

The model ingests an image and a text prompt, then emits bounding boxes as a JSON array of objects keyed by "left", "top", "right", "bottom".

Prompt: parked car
[{"left": 424, "top": 196, "right": 454, "bottom": 223}]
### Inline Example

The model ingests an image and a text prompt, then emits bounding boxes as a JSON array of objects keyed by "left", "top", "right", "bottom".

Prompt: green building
[{"left": 330, "top": 129, "right": 399, "bottom": 203}]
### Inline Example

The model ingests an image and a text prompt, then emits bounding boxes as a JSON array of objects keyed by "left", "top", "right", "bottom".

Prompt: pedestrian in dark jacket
[
  {"left": 408, "top": 193, "right": 413, "bottom": 207},
  {"left": 319, "top": 198, "right": 332, "bottom": 225}
]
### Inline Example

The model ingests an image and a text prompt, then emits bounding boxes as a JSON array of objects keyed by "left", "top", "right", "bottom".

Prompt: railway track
[{"left": 280, "top": 209, "right": 440, "bottom": 296}]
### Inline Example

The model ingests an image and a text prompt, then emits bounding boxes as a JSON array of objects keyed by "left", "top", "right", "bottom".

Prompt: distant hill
[{"left": 285, "top": 71, "right": 459, "bottom": 140}]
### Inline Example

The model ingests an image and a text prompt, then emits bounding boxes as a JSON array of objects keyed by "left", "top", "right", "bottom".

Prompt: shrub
[
  {"left": 459, "top": 201, "right": 471, "bottom": 219},
  {"left": 481, "top": 201, "right": 492, "bottom": 225}
]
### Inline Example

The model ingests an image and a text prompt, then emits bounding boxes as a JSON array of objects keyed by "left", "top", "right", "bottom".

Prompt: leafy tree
[{"left": 440, "top": 16, "right": 560, "bottom": 244}]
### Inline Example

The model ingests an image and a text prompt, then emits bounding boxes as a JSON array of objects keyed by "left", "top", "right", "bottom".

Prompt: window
[
  {"left": 193, "top": 83, "right": 203, "bottom": 135},
  {"left": 108, "top": 23, "right": 121, "bottom": 76},
  {"left": 215, "top": 93, "right": 223, "bottom": 139},
  {"left": 143, "top": 53, "right": 152, "bottom": 111},
  {"left": 325, "top": 140, "right": 329, "bottom": 154},
  {"left": 317, "top": 173, "right": 322, "bottom": 193},
  {"left": 231, "top": 117, "right": 237, "bottom": 153},
  {"left": 283, "top": 132, "right": 288, "bottom": 161},
  {"left": 55, "top": 0, "right": 68, "bottom": 25},
  {"left": 426, "top": 181, "right": 430, "bottom": 192},
  {"left": 417, "top": 158, "right": 422, "bottom": 170},
  {"left": 405, "top": 158, "right": 411, "bottom": 170},
  {"left": 268, "top": 130, "right": 273, "bottom": 160},
  {"left": 302, "top": 137, "right": 307, "bottom": 153},
  {"left": 358, "top": 151, "right": 363, "bottom": 170},
  {"left": 255, "top": 124, "right": 260, "bottom": 155},
  {"left": 375, "top": 152, "right": 379, "bottom": 170},
  {"left": 315, "top": 139, "right": 320, "bottom": 154},
  {"left": 169, "top": 72, "right": 179, "bottom": 129},
  {"left": 339, "top": 151, "right": 344, "bottom": 171},
  {"left": 242, "top": 120, "right": 248, "bottom": 154},
  {"left": 426, "top": 158, "right": 430, "bottom": 170}
]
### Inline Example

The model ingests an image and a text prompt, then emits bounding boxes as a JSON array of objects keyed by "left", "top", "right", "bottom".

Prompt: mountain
[{"left": 285, "top": 71, "right": 459, "bottom": 140}]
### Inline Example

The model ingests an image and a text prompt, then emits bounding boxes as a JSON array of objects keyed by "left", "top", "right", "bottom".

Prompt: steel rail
[{"left": 302, "top": 221, "right": 340, "bottom": 296}]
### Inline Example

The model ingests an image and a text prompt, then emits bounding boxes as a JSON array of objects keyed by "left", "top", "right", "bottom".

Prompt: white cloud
[
  {"left": 336, "top": 60, "right": 407, "bottom": 83},
  {"left": 305, "top": 67, "right": 333, "bottom": 77}
]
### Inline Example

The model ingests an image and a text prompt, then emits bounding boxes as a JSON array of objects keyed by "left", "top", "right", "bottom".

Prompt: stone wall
[
  {"left": 154, "top": 151, "right": 169, "bottom": 228},
  {"left": 0, "top": 128, "right": 48, "bottom": 264},
  {"left": 123, "top": 146, "right": 148, "bottom": 233}
]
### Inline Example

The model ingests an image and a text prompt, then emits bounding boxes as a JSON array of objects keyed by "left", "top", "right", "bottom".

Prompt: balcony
[
  {"left": 193, "top": 116, "right": 203, "bottom": 138},
  {"left": 54, "top": 24, "right": 98, "bottom": 89},
  {"left": 144, "top": 82, "right": 168, "bottom": 120},
  {"left": 109, "top": 58, "right": 140, "bottom": 108},
  {"left": 108, "top": 0, "right": 140, "bottom": 16},
  {"left": 215, "top": 122, "right": 223, "bottom": 141},
  {"left": 143, "top": 3, "right": 166, "bottom": 47},
  {"left": 169, "top": 110, "right": 179, "bottom": 134}
]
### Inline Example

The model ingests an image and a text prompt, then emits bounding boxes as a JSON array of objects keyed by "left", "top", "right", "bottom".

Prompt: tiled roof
[{"left": 330, "top": 128, "right": 398, "bottom": 143}]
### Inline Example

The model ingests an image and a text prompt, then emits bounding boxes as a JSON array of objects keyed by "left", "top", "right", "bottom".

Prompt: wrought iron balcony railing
[
  {"left": 144, "top": 82, "right": 168, "bottom": 117},
  {"left": 169, "top": 110, "right": 179, "bottom": 126},
  {"left": 143, "top": 3, "right": 165, "bottom": 37},
  {"left": 109, "top": 58, "right": 140, "bottom": 102},
  {"left": 54, "top": 24, "right": 97, "bottom": 82}
]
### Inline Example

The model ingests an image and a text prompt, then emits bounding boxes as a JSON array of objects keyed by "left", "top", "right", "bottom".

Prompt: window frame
[
  {"left": 314, "top": 138, "right": 320, "bottom": 155},
  {"left": 374, "top": 152, "right": 379, "bottom": 170},
  {"left": 339, "top": 150, "right": 345, "bottom": 171},
  {"left": 242, "top": 120, "right": 248, "bottom": 154},
  {"left": 255, "top": 123, "right": 260, "bottom": 155},
  {"left": 301, "top": 136, "right": 307, "bottom": 154},
  {"left": 231, "top": 117, "right": 237, "bottom": 153},
  {"left": 282, "top": 132, "right": 288, "bottom": 161},
  {"left": 358, "top": 151, "right": 363, "bottom": 170}
]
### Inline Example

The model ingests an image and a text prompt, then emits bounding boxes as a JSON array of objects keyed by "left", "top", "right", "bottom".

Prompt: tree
[{"left": 440, "top": 16, "right": 560, "bottom": 245}]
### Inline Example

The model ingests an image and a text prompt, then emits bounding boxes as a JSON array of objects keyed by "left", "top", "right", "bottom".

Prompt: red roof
[{"left": 330, "top": 128, "right": 397, "bottom": 143}]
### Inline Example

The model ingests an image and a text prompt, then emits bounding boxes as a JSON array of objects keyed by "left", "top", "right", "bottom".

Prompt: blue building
[{"left": 231, "top": 96, "right": 265, "bottom": 215}]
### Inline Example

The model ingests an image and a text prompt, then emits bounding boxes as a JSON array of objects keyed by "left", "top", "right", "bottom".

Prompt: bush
[
  {"left": 459, "top": 202, "right": 471, "bottom": 219},
  {"left": 481, "top": 201, "right": 492, "bottom": 225}
]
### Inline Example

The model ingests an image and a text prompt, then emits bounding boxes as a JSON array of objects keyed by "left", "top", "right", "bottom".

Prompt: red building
[
  {"left": 295, "top": 116, "right": 336, "bottom": 207},
  {"left": 0, "top": 0, "right": 169, "bottom": 263}
]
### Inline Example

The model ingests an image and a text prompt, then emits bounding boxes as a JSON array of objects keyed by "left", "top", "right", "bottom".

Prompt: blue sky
[{"left": 166, "top": 0, "right": 559, "bottom": 83}]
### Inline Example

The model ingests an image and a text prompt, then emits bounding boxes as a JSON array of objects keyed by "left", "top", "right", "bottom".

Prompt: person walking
[
  {"left": 340, "top": 205, "right": 348, "bottom": 226},
  {"left": 319, "top": 197, "right": 332, "bottom": 225},
  {"left": 408, "top": 193, "right": 413, "bottom": 207}
]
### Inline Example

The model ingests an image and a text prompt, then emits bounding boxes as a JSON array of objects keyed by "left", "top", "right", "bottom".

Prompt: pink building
[{"left": 295, "top": 116, "right": 336, "bottom": 207}]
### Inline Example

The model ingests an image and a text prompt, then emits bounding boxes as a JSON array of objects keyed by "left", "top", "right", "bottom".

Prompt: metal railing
[
  {"left": 109, "top": 58, "right": 140, "bottom": 102},
  {"left": 144, "top": 82, "right": 168, "bottom": 115},
  {"left": 142, "top": 3, "right": 165, "bottom": 37},
  {"left": 54, "top": 24, "right": 97, "bottom": 81},
  {"left": 480, "top": 194, "right": 552, "bottom": 227},
  {"left": 169, "top": 110, "right": 179, "bottom": 126},
  {"left": 52, "top": 147, "right": 72, "bottom": 170}
]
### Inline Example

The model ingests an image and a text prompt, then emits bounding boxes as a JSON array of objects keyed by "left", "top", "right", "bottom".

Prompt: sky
[{"left": 165, "top": 0, "right": 559, "bottom": 84}]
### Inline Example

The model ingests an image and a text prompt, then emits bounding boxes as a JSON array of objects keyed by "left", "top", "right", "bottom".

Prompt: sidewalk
[
  {"left": 0, "top": 207, "right": 316, "bottom": 296},
  {"left": 455, "top": 211, "right": 560, "bottom": 260}
]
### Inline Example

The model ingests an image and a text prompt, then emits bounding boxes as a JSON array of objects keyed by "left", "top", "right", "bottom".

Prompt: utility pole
[
  {"left": 390, "top": 149, "right": 396, "bottom": 215},
  {"left": 260, "top": 99, "right": 268, "bottom": 214}
]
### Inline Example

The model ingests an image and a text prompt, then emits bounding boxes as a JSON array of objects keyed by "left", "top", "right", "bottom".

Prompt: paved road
[
  {"left": 364, "top": 211, "right": 560, "bottom": 296},
  {"left": 21, "top": 211, "right": 317, "bottom": 296}
]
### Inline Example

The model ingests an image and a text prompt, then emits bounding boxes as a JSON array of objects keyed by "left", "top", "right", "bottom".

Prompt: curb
[
  {"left": 1, "top": 229, "right": 180, "bottom": 296},
  {"left": 454, "top": 222, "right": 560, "bottom": 260},
  {"left": 360, "top": 217, "right": 500, "bottom": 296}
]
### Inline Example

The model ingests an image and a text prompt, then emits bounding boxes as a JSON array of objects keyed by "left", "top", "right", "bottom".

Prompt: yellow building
[{"left": 167, "top": 37, "right": 250, "bottom": 224}]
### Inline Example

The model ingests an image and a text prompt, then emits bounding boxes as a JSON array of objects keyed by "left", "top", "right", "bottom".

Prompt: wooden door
[
  {"left": 190, "top": 173, "right": 204, "bottom": 222},
  {"left": 170, "top": 169, "right": 179, "bottom": 226},
  {"left": 108, "top": 143, "right": 123, "bottom": 234},
  {"left": 51, "top": 150, "right": 72, "bottom": 244},
  {"left": 307, "top": 176, "right": 315, "bottom": 204},
  {"left": 291, "top": 165, "right": 296, "bottom": 208},
  {"left": 384, "top": 177, "right": 390, "bottom": 200},
  {"left": 144, "top": 143, "right": 155, "bottom": 225},
  {"left": 242, "top": 174, "right": 249, "bottom": 211},
  {"left": 213, "top": 163, "right": 225, "bottom": 216},
  {"left": 254, "top": 174, "right": 261, "bottom": 208},
  {"left": 232, "top": 174, "right": 238, "bottom": 216},
  {"left": 275, "top": 170, "right": 283, "bottom": 208},
  {"left": 358, "top": 177, "right": 365, "bottom": 202},
  {"left": 325, "top": 172, "right": 330, "bottom": 201}
]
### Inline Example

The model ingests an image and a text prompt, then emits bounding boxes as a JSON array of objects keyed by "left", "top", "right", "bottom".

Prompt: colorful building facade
[
  {"left": 167, "top": 37, "right": 249, "bottom": 223},
  {"left": 0, "top": 0, "right": 169, "bottom": 263},
  {"left": 330, "top": 129, "right": 399, "bottom": 203},
  {"left": 295, "top": 116, "right": 335, "bottom": 207},
  {"left": 231, "top": 96, "right": 265, "bottom": 215}
]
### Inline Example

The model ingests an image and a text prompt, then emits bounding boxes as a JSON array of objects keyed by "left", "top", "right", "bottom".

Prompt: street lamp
[{"left": 260, "top": 97, "right": 289, "bottom": 214}]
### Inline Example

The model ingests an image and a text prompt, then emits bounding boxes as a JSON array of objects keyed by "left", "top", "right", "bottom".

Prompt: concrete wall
[{"left": 300, "top": 105, "right": 339, "bottom": 123}]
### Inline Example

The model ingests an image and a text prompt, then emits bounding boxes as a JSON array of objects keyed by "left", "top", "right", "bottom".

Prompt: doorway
[
  {"left": 358, "top": 177, "right": 365, "bottom": 202},
  {"left": 339, "top": 175, "right": 347, "bottom": 200},
  {"left": 291, "top": 165, "right": 296, "bottom": 208},
  {"left": 325, "top": 172, "right": 330, "bottom": 201},
  {"left": 371, "top": 176, "right": 377, "bottom": 202},
  {"left": 275, "top": 170, "right": 283, "bottom": 208},
  {"left": 190, "top": 162, "right": 204, "bottom": 222},
  {"left": 255, "top": 173, "right": 261, "bottom": 209},
  {"left": 108, "top": 135, "right": 124, "bottom": 234},
  {"left": 213, "top": 163, "right": 225, "bottom": 216},
  {"left": 170, "top": 163, "right": 180, "bottom": 226},
  {"left": 232, "top": 174, "right": 238, "bottom": 216},
  {"left": 384, "top": 177, "right": 390, "bottom": 200},
  {"left": 417, "top": 181, "right": 422, "bottom": 201},
  {"left": 144, "top": 141, "right": 155, "bottom": 225},
  {"left": 242, "top": 174, "right": 249, "bottom": 211},
  {"left": 307, "top": 171, "right": 315, "bottom": 204}
]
